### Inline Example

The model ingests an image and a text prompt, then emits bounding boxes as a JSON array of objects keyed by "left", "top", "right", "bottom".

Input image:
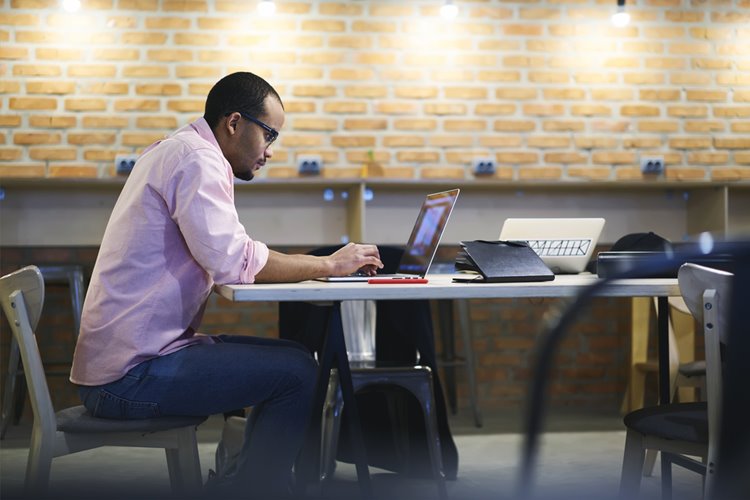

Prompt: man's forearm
[{"left": 254, "top": 250, "right": 333, "bottom": 283}]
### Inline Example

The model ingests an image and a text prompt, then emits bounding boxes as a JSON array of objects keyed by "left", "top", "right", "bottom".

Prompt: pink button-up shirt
[{"left": 70, "top": 118, "right": 269, "bottom": 386}]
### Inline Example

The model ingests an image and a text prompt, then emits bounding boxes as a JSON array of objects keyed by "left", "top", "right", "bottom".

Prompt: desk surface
[{"left": 216, "top": 274, "right": 680, "bottom": 302}]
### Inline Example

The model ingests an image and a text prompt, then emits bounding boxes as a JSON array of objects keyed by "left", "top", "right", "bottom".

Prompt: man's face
[{"left": 224, "top": 96, "right": 285, "bottom": 181}]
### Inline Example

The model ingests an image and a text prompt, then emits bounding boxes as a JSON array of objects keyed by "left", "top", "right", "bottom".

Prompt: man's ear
[{"left": 224, "top": 112, "right": 241, "bottom": 136}]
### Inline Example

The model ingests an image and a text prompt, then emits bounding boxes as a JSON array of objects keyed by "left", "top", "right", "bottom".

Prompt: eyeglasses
[{"left": 225, "top": 111, "right": 279, "bottom": 146}]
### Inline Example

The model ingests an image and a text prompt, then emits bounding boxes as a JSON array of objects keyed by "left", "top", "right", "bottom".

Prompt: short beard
[{"left": 234, "top": 170, "right": 255, "bottom": 182}]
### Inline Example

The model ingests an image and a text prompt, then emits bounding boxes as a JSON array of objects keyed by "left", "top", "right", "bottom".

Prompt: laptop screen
[{"left": 397, "top": 189, "right": 460, "bottom": 275}]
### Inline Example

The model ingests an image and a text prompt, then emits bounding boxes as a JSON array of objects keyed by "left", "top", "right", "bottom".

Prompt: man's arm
[{"left": 254, "top": 243, "right": 383, "bottom": 283}]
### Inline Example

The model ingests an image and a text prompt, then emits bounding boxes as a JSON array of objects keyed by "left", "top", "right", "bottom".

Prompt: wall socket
[
  {"left": 640, "top": 156, "right": 664, "bottom": 175},
  {"left": 297, "top": 155, "right": 322, "bottom": 175},
  {"left": 115, "top": 154, "right": 138, "bottom": 175},
  {"left": 472, "top": 157, "right": 496, "bottom": 176}
]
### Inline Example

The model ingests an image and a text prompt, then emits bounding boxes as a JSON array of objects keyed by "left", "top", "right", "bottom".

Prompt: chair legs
[
  {"left": 1, "top": 336, "right": 23, "bottom": 439},
  {"left": 619, "top": 429, "right": 646, "bottom": 500},
  {"left": 166, "top": 427, "right": 204, "bottom": 496},
  {"left": 25, "top": 427, "right": 54, "bottom": 497},
  {"left": 321, "top": 368, "right": 447, "bottom": 499}
]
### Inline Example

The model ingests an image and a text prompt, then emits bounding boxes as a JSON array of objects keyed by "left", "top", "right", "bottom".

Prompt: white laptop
[
  {"left": 498, "top": 218, "right": 605, "bottom": 274},
  {"left": 319, "top": 189, "right": 460, "bottom": 282}
]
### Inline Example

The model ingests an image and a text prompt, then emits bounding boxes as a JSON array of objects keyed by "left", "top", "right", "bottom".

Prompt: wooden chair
[
  {"left": 0, "top": 266, "right": 207, "bottom": 497},
  {"left": 619, "top": 263, "right": 733, "bottom": 500}
]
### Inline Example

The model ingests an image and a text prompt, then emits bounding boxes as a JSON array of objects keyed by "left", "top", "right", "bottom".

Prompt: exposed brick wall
[
  {"left": 1, "top": 0, "right": 749, "bottom": 181},
  {"left": 0, "top": 245, "right": 647, "bottom": 418}
]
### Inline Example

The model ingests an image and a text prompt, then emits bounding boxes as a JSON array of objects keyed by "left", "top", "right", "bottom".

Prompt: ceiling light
[
  {"left": 611, "top": 0, "right": 630, "bottom": 28},
  {"left": 258, "top": 0, "right": 276, "bottom": 17},
  {"left": 440, "top": 0, "right": 458, "bottom": 20},
  {"left": 61, "top": 0, "right": 81, "bottom": 13}
]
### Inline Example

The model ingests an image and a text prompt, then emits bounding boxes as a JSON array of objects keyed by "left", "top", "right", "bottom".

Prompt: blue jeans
[{"left": 78, "top": 335, "right": 318, "bottom": 496}]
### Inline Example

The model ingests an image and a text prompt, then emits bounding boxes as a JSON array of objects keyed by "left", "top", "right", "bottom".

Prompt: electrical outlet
[
  {"left": 640, "top": 156, "right": 664, "bottom": 175},
  {"left": 472, "top": 157, "right": 496, "bottom": 176},
  {"left": 115, "top": 154, "right": 138, "bottom": 175},
  {"left": 297, "top": 155, "right": 322, "bottom": 175}
]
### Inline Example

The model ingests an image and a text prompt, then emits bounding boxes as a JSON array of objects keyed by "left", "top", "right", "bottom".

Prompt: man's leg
[{"left": 79, "top": 335, "right": 317, "bottom": 496}]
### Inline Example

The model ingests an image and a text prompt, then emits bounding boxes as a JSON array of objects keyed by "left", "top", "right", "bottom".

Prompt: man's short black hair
[{"left": 203, "top": 72, "right": 283, "bottom": 130}]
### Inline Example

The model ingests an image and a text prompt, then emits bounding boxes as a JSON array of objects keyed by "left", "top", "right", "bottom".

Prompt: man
[{"left": 70, "top": 72, "right": 383, "bottom": 497}]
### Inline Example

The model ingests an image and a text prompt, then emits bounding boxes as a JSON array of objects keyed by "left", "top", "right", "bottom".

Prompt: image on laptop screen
[{"left": 397, "top": 189, "right": 460, "bottom": 275}]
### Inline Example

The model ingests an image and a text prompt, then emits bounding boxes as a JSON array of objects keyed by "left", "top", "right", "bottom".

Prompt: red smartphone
[{"left": 368, "top": 278, "right": 428, "bottom": 284}]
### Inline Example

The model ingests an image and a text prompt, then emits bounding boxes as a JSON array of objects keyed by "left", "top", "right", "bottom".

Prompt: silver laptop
[
  {"left": 498, "top": 218, "right": 605, "bottom": 274},
  {"left": 319, "top": 189, "right": 460, "bottom": 282}
]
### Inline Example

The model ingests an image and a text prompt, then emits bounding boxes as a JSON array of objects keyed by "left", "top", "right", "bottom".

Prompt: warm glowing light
[
  {"left": 62, "top": 0, "right": 81, "bottom": 13},
  {"left": 611, "top": 10, "right": 630, "bottom": 27},
  {"left": 258, "top": 0, "right": 276, "bottom": 16},
  {"left": 440, "top": 1, "right": 458, "bottom": 20}
]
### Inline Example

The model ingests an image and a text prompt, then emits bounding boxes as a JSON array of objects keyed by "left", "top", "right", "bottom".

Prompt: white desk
[{"left": 216, "top": 274, "right": 680, "bottom": 498}]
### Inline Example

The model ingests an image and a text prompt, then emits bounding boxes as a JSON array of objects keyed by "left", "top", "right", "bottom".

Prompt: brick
[
  {"left": 370, "top": 5, "right": 413, "bottom": 16},
  {"left": 0, "top": 148, "right": 22, "bottom": 161},
  {"left": 685, "top": 121, "right": 725, "bottom": 133},
  {"left": 717, "top": 74, "right": 750, "bottom": 86},
  {"left": 478, "top": 71, "right": 521, "bottom": 83},
  {"left": 84, "top": 83, "right": 129, "bottom": 95},
  {"left": 331, "top": 136, "right": 375, "bottom": 148},
  {"left": 638, "top": 120, "right": 679, "bottom": 133},
  {"left": 624, "top": 73, "right": 665, "bottom": 84},
  {"left": 670, "top": 72, "right": 711, "bottom": 85},
  {"left": 122, "top": 132, "right": 165, "bottom": 146},
  {"left": 731, "top": 122, "right": 750, "bottom": 133},
  {"left": 575, "top": 72, "right": 617, "bottom": 84},
  {"left": 293, "top": 85, "right": 337, "bottom": 98},
  {"left": 10, "top": 97, "right": 56, "bottom": 110},
  {"left": 301, "top": 20, "right": 346, "bottom": 32},
  {"left": 107, "top": 16, "right": 137, "bottom": 28},
  {"left": 713, "top": 107, "right": 750, "bottom": 118},
  {"left": 324, "top": 101, "right": 367, "bottom": 114},
  {"left": 645, "top": 57, "right": 685, "bottom": 69},
  {"left": 0, "top": 47, "right": 27, "bottom": 59},
  {"left": 665, "top": 168, "right": 707, "bottom": 181},
  {"left": 122, "top": 32, "right": 167, "bottom": 44},
  {"left": 444, "top": 120, "right": 486, "bottom": 132},
  {"left": 527, "top": 137, "right": 570, "bottom": 149},
  {"left": 68, "top": 65, "right": 117, "bottom": 77},
  {"left": 148, "top": 49, "right": 193, "bottom": 62},
  {"left": 342, "top": 119, "right": 387, "bottom": 131},
  {"left": 0, "top": 115, "right": 21, "bottom": 127},
  {"left": 29, "top": 148, "right": 77, "bottom": 161},
  {"left": 567, "top": 167, "right": 611, "bottom": 180},
  {"left": 174, "top": 32, "right": 219, "bottom": 45},
  {"left": 714, "top": 138, "right": 750, "bottom": 149},
  {"left": 592, "top": 152, "right": 636, "bottom": 165},
  {"left": 670, "top": 42, "right": 711, "bottom": 55},
  {"left": 394, "top": 87, "right": 438, "bottom": 99},
  {"left": 0, "top": 80, "right": 19, "bottom": 93},
  {"left": 543, "top": 121, "right": 585, "bottom": 132},
  {"left": 503, "top": 55, "right": 545, "bottom": 67},
  {"left": 330, "top": 68, "right": 375, "bottom": 81},
  {"left": 639, "top": 89, "right": 680, "bottom": 101},
  {"left": 68, "top": 133, "right": 116, "bottom": 145},
  {"left": 431, "top": 136, "right": 474, "bottom": 148},
  {"left": 403, "top": 53, "right": 447, "bottom": 67},
  {"left": 48, "top": 165, "right": 99, "bottom": 178},
  {"left": 123, "top": 66, "right": 171, "bottom": 78},
  {"left": 571, "top": 105, "right": 611, "bottom": 116},
  {"left": 162, "top": 0, "right": 208, "bottom": 12},
  {"left": 383, "top": 136, "right": 424, "bottom": 147},
  {"left": 622, "top": 41, "right": 664, "bottom": 53},
  {"left": 621, "top": 105, "right": 660, "bottom": 117},
  {"left": 504, "top": 24, "right": 543, "bottom": 36},
  {"left": 26, "top": 81, "right": 75, "bottom": 94},
  {"left": 523, "top": 104, "right": 564, "bottom": 116},
  {"left": 283, "top": 101, "right": 316, "bottom": 114},
  {"left": 712, "top": 12, "right": 750, "bottom": 23},
  {"left": 13, "top": 64, "right": 61, "bottom": 77},
  {"left": 82, "top": 116, "right": 128, "bottom": 128},
  {"left": 711, "top": 168, "right": 750, "bottom": 181},
  {"left": 495, "top": 88, "right": 536, "bottom": 100},
  {"left": 355, "top": 52, "right": 396, "bottom": 65},
  {"left": 119, "top": 0, "right": 158, "bottom": 10},
  {"left": 665, "top": 10, "right": 704, "bottom": 22},
  {"left": 519, "top": 167, "right": 563, "bottom": 180},
  {"left": 145, "top": 17, "right": 191, "bottom": 29},
  {"left": 575, "top": 137, "right": 618, "bottom": 149},
  {"left": 136, "top": 84, "right": 182, "bottom": 96},
  {"left": 279, "top": 135, "right": 324, "bottom": 148},
  {"left": 529, "top": 72, "right": 569, "bottom": 84},
  {"left": 65, "top": 98, "right": 107, "bottom": 112},
  {"left": 496, "top": 152, "right": 537, "bottom": 164},
  {"left": 94, "top": 48, "right": 139, "bottom": 61},
  {"left": 687, "top": 90, "right": 727, "bottom": 102},
  {"left": 604, "top": 57, "right": 639, "bottom": 68},
  {"left": 276, "top": 67, "right": 323, "bottom": 80},
  {"left": 479, "top": 137, "right": 522, "bottom": 148},
  {"left": 475, "top": 104, "right": 514, "bottom": 116},
  {"left": 444, "top": 87, "right": 488, "bottom": 100},
  {"left": 351, "top": 21, "right": 397, "bottom": 33},
  {"left": 0, "top": 164, "right": 46, "bottom": 177},
  {"left": 29, "top": 115, "right": 76, "bottom": 128},
  {"left": 344, "top": 86, "right": 387, "bottom": 98},
  {"left": 494, "top": 121, "right": 536, "bottom": 132},
  {"left": 545, "top": 153, "right": 587, "bottom": 164},
  {"left": 293, "top": 118, "right": 338, "bottom": 131},
  {"left": 381, "top": 69, "right": 422, "bottom": 81},
  {"left": 622, "top": 137, "right": 662, "bottom": 149},
  {"left": 424, "top": 103, "right": 466, "bottom": 116},
  {"left": 166, "top": 100, "right": 203, "bottom": 112},
  {"left": 319, "top": 3, "right": 364, "bottom": 15},
  {"left": 420, "top": 167, "right": 465, "bottom": 180},
  {"left": 668, "top": 106, "right": 708, "bottom": 118},
  {"left": 590, "top": 89, "right": 633, "bottom": 101},
  {"left": 668, "top": 137, "right": 712, "bottom": 149},
  {"left": 735, "top": 153, "right": 750, "bottom": 165},
  {"left": 393, "top": 119, "right": 437, "bottom": 131},
  {"left": 113, "top": 99, "right": 160, "bottom": 112},
  {"left": 136, "top": 116, "right": 178, "bottom": 129},
  {"left": 396, "top": 151, "right": 440, "bottom": 163},
  {"left": 687, "top": 152, "right": 729, "bottom": 165},
  {"left": 0, "top": 13, "right": 38, "bottom": 25},
  {"left": 644, "top": 26, "right": 684, "bottom": 39}
]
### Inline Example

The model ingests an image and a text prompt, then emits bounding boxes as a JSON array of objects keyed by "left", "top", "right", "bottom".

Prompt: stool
[{"left": 1, "top": 264, "right": 85, "bottom": 439}]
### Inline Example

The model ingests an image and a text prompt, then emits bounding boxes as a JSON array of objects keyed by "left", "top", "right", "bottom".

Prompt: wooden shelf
[{"left": 1, "top": 177, "right": 748, "bottom": 247}]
